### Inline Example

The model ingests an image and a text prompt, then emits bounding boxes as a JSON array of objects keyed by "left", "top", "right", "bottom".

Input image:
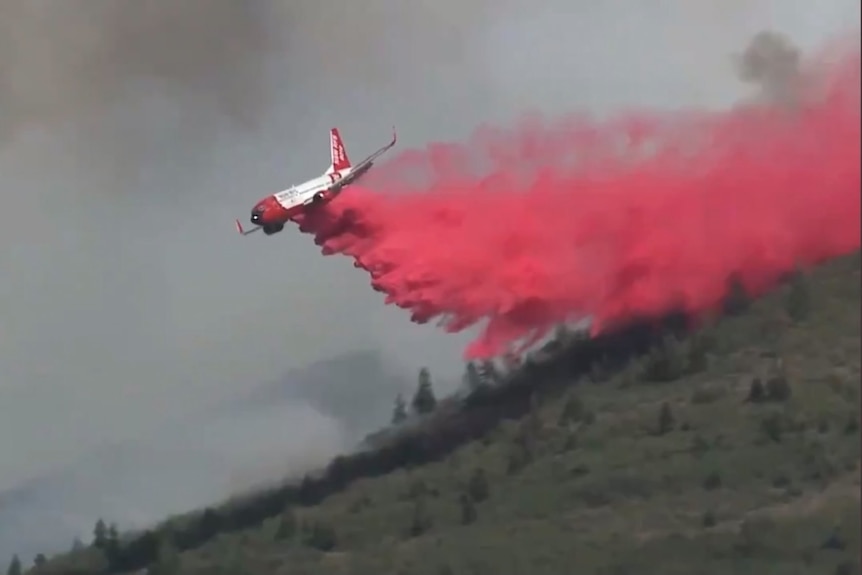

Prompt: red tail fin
[{"left": 329, "top": 128, "right": 352, "bottom": 172}]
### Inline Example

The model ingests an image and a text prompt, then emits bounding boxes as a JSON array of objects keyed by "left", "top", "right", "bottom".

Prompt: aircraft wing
[{"left": 340, "top": 127, "right": 398, "bottom": 185}]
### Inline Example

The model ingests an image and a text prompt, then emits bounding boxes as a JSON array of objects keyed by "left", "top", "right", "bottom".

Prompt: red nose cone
[
  {"left": 252, "top": 196, "right": 292, "bottom": 226},
  {"left": 261, "top": 196, "right": 281, "bottom": 214}
]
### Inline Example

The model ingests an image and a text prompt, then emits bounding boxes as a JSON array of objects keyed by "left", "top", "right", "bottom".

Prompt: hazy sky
[{"left": 0, "top": 0, "right": 858, "bottom": 494}]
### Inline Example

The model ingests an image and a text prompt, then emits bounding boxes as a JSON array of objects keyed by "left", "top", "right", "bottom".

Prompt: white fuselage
[{"left": 272, "top": 167, "right": 355, "bottom": 210}]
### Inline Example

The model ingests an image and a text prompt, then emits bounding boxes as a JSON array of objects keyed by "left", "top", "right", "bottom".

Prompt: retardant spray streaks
[{"left": 295, "top": 47, "right": 860, "bottom": 359}]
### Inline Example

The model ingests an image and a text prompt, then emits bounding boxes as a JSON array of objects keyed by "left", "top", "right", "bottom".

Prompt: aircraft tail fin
[{"left": 326, "top": 128, "right": 352, "bottom": 173}]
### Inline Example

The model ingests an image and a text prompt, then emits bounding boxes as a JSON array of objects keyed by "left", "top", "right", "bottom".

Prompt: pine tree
[
  {"left": 553, "top": 323, "right": 570, "bottom": 344},
  {"left": 785, "top": 271, "right": 811, "bottom": 322},
  {"left": 459, "top": 493, "right": 478, "bottom": 525},
  {"left": 412, "top": 368, "right": 437, "bottom": 415},
  {"left": 92, "top": 518, "right": 108, "bottom": 548},
  {"left": 391, "top": 393, "right": 408, "bottom": 424},
  {"left": 642, "top": 336, "right": 686, "bottom": 382},
  {"left": 558, "top": 393, "right": 586, "bottom": 425},
  {"left": 467, "top": 468, "right": 490, "bottom": 502},
  {"left": 502, "top": 351, "right": 520, "bottom": 372},
  {"left": 6, "top": 555, "right": 21, "bottom": 575},
  {"left": 199, "top": 508, "right": 222, "bottom": 539},
  {"left": 658, "top": 402, "right": 675, "bottom": 435},
  {"left": 408, "top": 496, "right": 432, "bottom": 537},
  {"left": 104, "top": 522, "right": 121, "bottom": 565},
  {"left": 275, "top": 508, "right": 297, "bottom": 540},
  {"left": 478, "top": 360, "right": 501, "bottom": 386},
  {"left": 723, "top": 276, "right": 750, "bottom": 315},
  {"left": 463, "top": 362, "right": 484, "bottom": 393},
  {"left": 748, "top": 377, "right": 766, "bottom": 402},
  {"left": 303, "top": 522, "right": 337, "bottom": 551},
  {"left": 147, "top": 538, "right": 180, "bottom": 575}
]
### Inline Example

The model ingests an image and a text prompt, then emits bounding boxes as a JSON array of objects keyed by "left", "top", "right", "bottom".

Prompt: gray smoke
[
  {"left": 736, "top": 30, "right": 804, "bottom": 105},
  {"left": 0, "top": 0, "right": 858, "bottom": 562},
  {"left": 0, "top": 1, "right": 273, "bottom": 143}
]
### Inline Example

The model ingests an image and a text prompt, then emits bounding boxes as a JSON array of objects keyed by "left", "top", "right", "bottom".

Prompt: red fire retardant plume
[{"left": 294, "top": 47, "right": 860, "bottom": 359}]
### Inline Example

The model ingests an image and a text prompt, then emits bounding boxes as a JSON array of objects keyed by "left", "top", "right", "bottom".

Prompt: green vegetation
[{"left": 16, "top": 253, "right": 861, "bottom": 575}]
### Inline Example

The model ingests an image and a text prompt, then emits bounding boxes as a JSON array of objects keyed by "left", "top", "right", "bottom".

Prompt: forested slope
[{"left": 14, "top": 251, "right": 861, "bottom": 575}]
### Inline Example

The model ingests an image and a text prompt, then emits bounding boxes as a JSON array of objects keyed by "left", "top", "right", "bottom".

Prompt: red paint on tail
[{"left": 330, "top": 128, "right": 352, "bottom": 171}]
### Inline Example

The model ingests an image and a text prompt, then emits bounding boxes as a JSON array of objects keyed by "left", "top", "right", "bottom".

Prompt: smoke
[
  {"left": 0, "top": 1, "right": 496, "bottom": 190},
  {"left": 0, "top": 0, "right": 859, "bottom": 561},
  {"left": 735, "top": 30, "right": 804, "bottom": 105},
  {"left": 0, "top": 0, "right": 494, "bottom": 492},
  {"left": 295, "top": 37, "right": 861, "bottom": 357},
  {"left": 0, "top": 0, "right": 501, "bottom": 560},
  {"left": 0, "top": 1, "right": 277, "bottom": 143}
]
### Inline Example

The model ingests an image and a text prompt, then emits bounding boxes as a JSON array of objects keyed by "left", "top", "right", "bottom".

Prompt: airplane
[{"left": 235, "top": 126, "right": 397, "bottom": 236}]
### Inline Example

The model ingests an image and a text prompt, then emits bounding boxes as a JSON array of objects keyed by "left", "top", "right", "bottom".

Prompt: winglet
[
  {"left": 391, "top": 125, "right": 397, "bottom": 145},
  {"left": 236, "top": 219, "right": 262, "bottom": 236}
]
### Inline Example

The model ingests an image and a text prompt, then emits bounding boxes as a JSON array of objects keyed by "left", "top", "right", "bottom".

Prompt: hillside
[
  {"left": 13, "top": 251, "right": 861, "bottom": 575},
  {"left": 0, "top": 350, "right": 407, "bottom": 564}
]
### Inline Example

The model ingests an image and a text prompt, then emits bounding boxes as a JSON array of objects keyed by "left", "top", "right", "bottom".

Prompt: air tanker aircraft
[{"left": 236, "top": 127, "right": 397, "bottom": 236}]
